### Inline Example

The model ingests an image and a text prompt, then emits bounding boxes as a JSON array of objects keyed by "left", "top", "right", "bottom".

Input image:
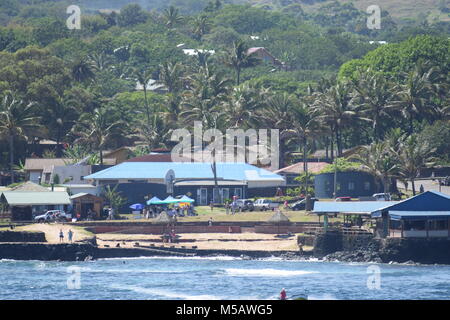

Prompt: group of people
[
  {"left": 58, "top": 229, "right": 74, "bottom": 243},
  {"left": 143, "top": 204, "right": 197, "bottom": 218}
]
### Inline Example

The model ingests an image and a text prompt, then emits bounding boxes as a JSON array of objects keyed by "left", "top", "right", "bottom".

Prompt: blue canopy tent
[
  {"left": 180, "top": 195, "right": 195, "bottom": 203},
  {"left": 147, "top": 197, "right": 162, "bottom": 205}
]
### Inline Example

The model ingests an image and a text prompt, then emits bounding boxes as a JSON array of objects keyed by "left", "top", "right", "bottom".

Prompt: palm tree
[
  {"left": 163, "top": 6, "right": 183, "bottom": 29},
  {"left": 352, "top": 69, "right": 395, "bottom": 141},
  {"left": 72, "top": 107, "right": 125, "bottom": 165},
  {"left": 43, "top": 94, "right": 80, "bottom": 150},
  {"left": 0, "top": 92, "right": 40, "bottom": 183},
  {"left": 223, "top": 83, "right": 266, "bottom": 128},
  {"left": 71, "top": 57, "right": 96, "bottom": 83},
  {"left": 288, "top": 101, "right": 322, "bottom": 194},
  {"left": 192, "top": 15, "right": 211, "bottom": 41},
  {"left": 88, "top": 52, "right": 113, "bottom": 72},
  {"left": 256, "top": 92, "right": 296, "bottom": 167},
  {"left": 222, "top": 40, "right": 260, "bottom": 85},
  {"left": 396, "top": 134, "right": 435, "bottom": 195},
  {"left": 134, "top": 113, "right": 172, "bottom": 150},
  {"left": 158, "top": 62, "right": 184, "bottom": 94},
  {"left": 351, "top": 142, "right": 398, "bottom": 193},
  {"left": 390, "top": 66, "right": 434, "bottom": 134},
  {"left": 131, "top": 67, "right": 153, "bottom": 125},
  {"left": 314, "top": 81, "right": 366, "bottom": 157}
]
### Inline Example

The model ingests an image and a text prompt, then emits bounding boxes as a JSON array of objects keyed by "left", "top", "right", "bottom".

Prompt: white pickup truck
[{"left": 253, "top": 199, "right": 279, "bottom": 211}]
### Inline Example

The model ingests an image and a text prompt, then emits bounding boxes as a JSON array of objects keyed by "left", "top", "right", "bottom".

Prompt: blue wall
[{"left": 314, "top": 171, "right": 382, "bottom": 198}]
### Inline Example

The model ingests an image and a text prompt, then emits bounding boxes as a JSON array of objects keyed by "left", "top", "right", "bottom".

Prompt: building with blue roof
[
  {"left": 84, "top": 162, "right": 285, "bottom": 211},
  {"left": 312, "top": 191, "right": 450, "bottom": 239}
]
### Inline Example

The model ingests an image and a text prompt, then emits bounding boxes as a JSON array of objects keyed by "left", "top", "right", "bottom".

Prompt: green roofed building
[{"left": 0, "top": 191, "right": 71, "bottom": 221}]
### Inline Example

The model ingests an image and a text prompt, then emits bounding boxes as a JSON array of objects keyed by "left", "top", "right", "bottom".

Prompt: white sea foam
[
  {"left": 307, "top": 294, "right": 338, "bottom": 300},
  {"left": 110, "top": 284, "right": 221, "bottom": 300},
  {"left": 223, "top": 268, "right": 318, "bottom": 277},
  {"left": 98, "top": 255, "right": 243, "bottom": 261}
]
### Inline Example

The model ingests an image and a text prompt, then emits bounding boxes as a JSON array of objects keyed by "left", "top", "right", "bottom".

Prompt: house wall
[
  {"left": 29, "top": 171, "right": 42, "bottom": 184},
  {"left": 51, "top": 165, "right": 91, "bottom": 185},
  {"left": 314, "top": 171, "right": 381, "bottom": 198}
]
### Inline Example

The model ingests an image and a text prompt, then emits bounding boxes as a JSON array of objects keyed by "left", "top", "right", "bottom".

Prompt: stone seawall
[
  {"left": 0, "top": 243, "right": 97, "bottom": 261},
  {"left": 313, "top": 232, "right": 450, "bottom": 264},
  {"left": 0, "top": 231, "right": 46, "bottom": 242}
]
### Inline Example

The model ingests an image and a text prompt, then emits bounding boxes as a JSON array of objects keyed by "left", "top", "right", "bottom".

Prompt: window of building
[
  {"left": 364, "top": 182, "right": 371, "bottom": 191},
  {"left": 348, "top": 182, "right": 355, "bottom": 191}
]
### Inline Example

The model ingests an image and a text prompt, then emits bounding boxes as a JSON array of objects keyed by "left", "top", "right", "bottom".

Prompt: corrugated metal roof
[
  {"left": 371, "top": 191, "right": 450, "bottom": 217},
  {"left": 1, "top": 191, "right": 71, "bottom": 205},
  {"left": 84, "top": 162, "right": 284, "bottom": 182},
  {"left": 389, "top": 211, "right": 450, "bottom": 221},
  {"left": 313, "top": 201, "right": 399, "bottom": 214}
]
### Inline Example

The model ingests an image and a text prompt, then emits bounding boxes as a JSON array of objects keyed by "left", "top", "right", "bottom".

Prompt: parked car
[
  {"left": 34, "top": 210, "right": 70, "bottom": 223},
  {"left": 335, "top": 197, "right": 352, "bottom": 202},
  {"left": 291, "top": 198, "right": 318, "bottom": 211},
  {"left": 372, "top": 193, "right": 391, "bottom": 201},
  {"left": 253, "top": 199, "right": 279, "bottom": 211},
  {"left": 234, "top": 199, "right": 254, "bottom": 211}
]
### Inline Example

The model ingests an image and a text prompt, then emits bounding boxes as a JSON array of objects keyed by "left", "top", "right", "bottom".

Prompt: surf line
[{"left": 176, "top": 305, "right": 211, "bottom": 318}]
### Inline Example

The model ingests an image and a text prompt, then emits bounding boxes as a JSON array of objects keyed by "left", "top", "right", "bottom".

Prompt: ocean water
[{"left": 0, "top": 257, "right": 449, "bottom": 300}]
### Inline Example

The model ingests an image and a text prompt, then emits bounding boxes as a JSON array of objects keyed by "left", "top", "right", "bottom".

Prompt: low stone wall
[
  {"left": 87, "top": 225, "right": 242, "bottom": 234},
  {"left": 0, "top": 243, "right": 97, "bottom": 261},
  {"left": 0, "top": 231, "right": 46, "bottom": 242}
]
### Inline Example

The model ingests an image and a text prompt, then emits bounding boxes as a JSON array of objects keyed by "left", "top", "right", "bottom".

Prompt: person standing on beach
[
  {"left": 210, "top": 201, "right": 214, "bottom": 212},
  {"left": 68, "top": 229, "right": 73, "bottom": 243},
  {"left": 208, "top": 217, "right": 213, "bottom": 226},
  {"left": 59, "top": 229, "right": 64, "bottom": 243}
]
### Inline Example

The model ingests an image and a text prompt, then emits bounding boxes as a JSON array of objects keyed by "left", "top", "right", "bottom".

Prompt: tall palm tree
[
  {"left": 223, "top": 83, "right": 266, "bottom": 129},
  {"left": 131, "top": 67, "right": 153, "bottom": 125},
  {"left": 0, "top": 92, "right": 40, "bottom": 183},
  {"left": 222, "top": 40, "right": 260, "bottom": 85},
  {"left": 134, "top": 113, "right": 172, "bottom": 150},
  {"left": 88, "top": 52, "right": 113, "bottom": 72},
  {"left": 288, "top": 100, "right": 322, "bottom": 193},
  {"left": 256, "top": 92, "right": 296, "bottom": 167},
  {"left": 351, "top": 141, "right": 398, "bottom": 193},
  {"left": 181, "top": 66, "right": 232, "bottom": 128},
  {"left": 390, "top": 66, "right": 434, "bottom": 134},
  {"left": 158, "top": 62, "right": 184, "bottom": 94},
  {"left": 352, "top": 69, "right": 395, "bottom": 141},
  {"left": 72, "top": 107, "right": 125, "bottom": 165},
  {"left": 71, "top": 57, "right": 96, "bottom": 83},
  {"left": 43, "top": 94, "right": 80, "bottom": 150},
  {"left": 192, "top": 15, "right": 211, "bottom": 41},
  {"left": 314, "top": 81, "right": 366, "bottom": 157},
  {"left": 396, "top": 134, "right": 435, "bottom": 195},
  {"left": 163, "top": 6, "right": 183, "bottom": 29}
]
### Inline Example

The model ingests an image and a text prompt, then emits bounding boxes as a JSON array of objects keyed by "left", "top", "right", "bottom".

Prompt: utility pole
[{"left": 333, "top": 158, "right": 338, "bottom": 199}]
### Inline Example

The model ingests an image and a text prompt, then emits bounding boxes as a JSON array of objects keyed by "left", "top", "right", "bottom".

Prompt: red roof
[{"left": 274, "top": 162, "right": 329, "bottom": 175}]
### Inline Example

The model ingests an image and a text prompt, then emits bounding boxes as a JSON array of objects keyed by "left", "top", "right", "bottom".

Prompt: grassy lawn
[{"left": 111, "top": 206, "right": 342, "bottom": 223}]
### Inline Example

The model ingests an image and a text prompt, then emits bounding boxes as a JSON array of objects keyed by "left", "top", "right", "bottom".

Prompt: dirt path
[{"left": 15, "top": 223, "right": 92, "bottom": 243}]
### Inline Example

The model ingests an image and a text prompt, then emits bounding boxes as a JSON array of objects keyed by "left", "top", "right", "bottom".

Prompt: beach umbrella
[
  {"left": 129, "top": 203, "right": 144, "bottom": 210},
  {"left": 147, "top": 196, "right": 162, "bottom": 205},
  {"left": 267, "top": 210, "right": 291, "bottom": 235}
]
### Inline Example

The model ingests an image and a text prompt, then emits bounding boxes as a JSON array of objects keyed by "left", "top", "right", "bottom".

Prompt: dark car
[{"left": 291, "top": 198, "right": 318, "bottom": 211}]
